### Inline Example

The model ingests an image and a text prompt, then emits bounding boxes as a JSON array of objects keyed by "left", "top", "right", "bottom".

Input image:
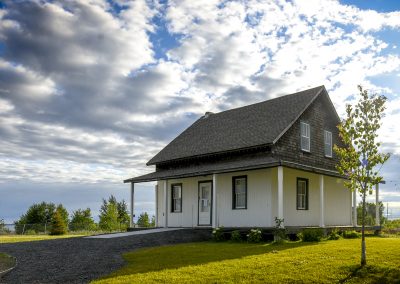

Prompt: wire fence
[{"left": 0, "top": 223, "right": 130, "bottom": 235}]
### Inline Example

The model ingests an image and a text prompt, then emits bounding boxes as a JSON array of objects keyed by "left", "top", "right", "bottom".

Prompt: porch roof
[
  {"left": 124, "top": 155, "right": 279, "bottom": 183},
  {"left": 124, "top": 156, "right": 344, "bottom": 184}
]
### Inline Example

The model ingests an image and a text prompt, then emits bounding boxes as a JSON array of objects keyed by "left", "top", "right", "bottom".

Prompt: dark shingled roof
[{"left": 147, "top": 86, "right": 325, "bottom": 165}]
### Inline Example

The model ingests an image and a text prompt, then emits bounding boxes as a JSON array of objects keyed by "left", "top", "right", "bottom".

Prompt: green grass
[
  {"left": 93, "top": 237, "right": 400, "bottom": 284},
  {"left": 0, "top": 253, "right": 15, "bottom": 272},
  {"left": 0, "top": 234, "right": 85, "bottom": 244}
]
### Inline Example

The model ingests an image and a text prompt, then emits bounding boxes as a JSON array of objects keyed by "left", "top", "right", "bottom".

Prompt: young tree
[
  {"left": 70, "top": 208, "right": 96, "bottom": 231},
  {"left": 99, "top": 197, "right": 120, "bottom": 231},
  {"left": 334, "top": 85, "right": 390, "bottom": 266},
  {"left": 137, "top": 212, "right": 150, "bottom": 227},
  {"left": 150, "top": 215, "right": 156, "bottom": 227},
  {"left": 56, "top": 204, "right": 69, "bottom": 226},
  {"left": 117, "top": 200, "right": 130, "bottom": 229},
  {"left": 50, "top": 207, "right": 68, "bottom": 235}
]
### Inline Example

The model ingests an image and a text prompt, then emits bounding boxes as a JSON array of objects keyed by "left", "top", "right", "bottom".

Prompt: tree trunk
[{"left": 361, "top": 191, "right": 367, "bottom": 266}]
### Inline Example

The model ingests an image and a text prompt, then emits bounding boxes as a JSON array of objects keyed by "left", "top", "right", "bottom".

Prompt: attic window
[
  {"left": 300, "top": 122, "right": 310, "bottom": 152},
  {"left": 324, "top": 130, "right": 332, "bottom": 157}
]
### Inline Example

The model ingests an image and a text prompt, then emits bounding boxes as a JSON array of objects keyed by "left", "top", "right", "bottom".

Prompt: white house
[{"left": 125, "top": 86, "right": 369, "bottom": 229}]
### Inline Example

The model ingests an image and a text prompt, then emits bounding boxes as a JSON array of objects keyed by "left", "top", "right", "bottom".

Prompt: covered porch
[{"left": 125, "top": 159, "right": 383, "bottom": 229}]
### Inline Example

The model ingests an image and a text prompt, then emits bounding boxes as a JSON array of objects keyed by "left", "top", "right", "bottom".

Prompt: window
[
  {"left": 324, "top": 130, "right": 332, "bottom": 157},
  {"left": 300, "top": 122, "right": 310, "bottom": 152},
  {"left": 171, "top": 184, "right": 182, "bottom": 213},
  {"left": 232, "top": 176, "right": 247, "bottom": 209},
  {"left": 296, "top": 178, "right": 308, "bottom": 210}
]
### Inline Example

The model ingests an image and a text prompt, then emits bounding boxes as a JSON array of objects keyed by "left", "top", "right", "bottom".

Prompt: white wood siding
[
  {"left": 217, "top": 169, "right": 273, "bottom": 227},
  {"left": 324, "top": 175, "right": 352, "bottom": 226},
  {"left": 156, "top": 167, "right": 351, "bottom": 228}
]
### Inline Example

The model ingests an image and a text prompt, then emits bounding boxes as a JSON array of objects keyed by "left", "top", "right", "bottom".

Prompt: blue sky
[{"left": 0, "top": 0, "right": 400, "bottom": 223}]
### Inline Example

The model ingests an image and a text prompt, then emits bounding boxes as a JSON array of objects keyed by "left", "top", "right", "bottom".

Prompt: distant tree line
[
  {"left": 356, "top": 201, "right": 386, "bottom": 226},
  {"left": 11, "top": 195, "right": 155, "bottom": 235}
]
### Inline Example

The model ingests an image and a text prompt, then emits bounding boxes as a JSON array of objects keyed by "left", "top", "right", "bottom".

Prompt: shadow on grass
[
  {"left": 101, "top": 240, "right": 319, "bottom": 280},
  {"left": 340, "top": 264, "right": 400, "bottom": 284}
]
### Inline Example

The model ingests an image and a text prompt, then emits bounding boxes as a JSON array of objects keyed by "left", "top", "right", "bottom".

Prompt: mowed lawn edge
[
  {"left": 92, "top": 237, "right": 400, "bottom": 284},
  {"left": 0, "top": 234, "right": 86, "bottom": 244}
]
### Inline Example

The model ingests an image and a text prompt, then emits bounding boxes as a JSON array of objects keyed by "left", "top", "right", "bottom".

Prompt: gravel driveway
[{"left": 0, "top": 229, "right": 210, "bottom": 284}]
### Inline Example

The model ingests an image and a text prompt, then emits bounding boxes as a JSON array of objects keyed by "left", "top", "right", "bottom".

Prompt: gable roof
[{"left": 148, "top": 85, "right": 326, "bottom": 165}]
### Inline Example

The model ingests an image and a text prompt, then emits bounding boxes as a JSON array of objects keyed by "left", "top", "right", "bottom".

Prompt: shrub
[
  {"left": 327, "top": 229, "right": 341, "bottom": 240},
  {"left": 247, "top": 228, "right": 262, "bottom": 243},
  {"left": 230, "top": 230, "right": 242, "bottom": 242},
  {"left": 25, "top": 229, "right": 37, "bottom": 235},
  {"left": 301, "top": 228, "right": 324, "bottom": 242},
  {"left": 212, "top": 227, "right": 224, "bottom": 242},
  {"left": 273, "top": 217, "right": 287, "bottom": 242},
  {"left": 342, "top": 230, "right": 361, "bottom": 239}
]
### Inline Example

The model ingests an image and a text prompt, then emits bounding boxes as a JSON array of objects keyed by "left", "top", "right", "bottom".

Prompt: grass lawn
[
  {"left": 0, "top": 253, "right": 15, "bottom": 272},
  {"left": 0, "top": 234, "right": 85, "bottom": 244},
  {"left": 93, "top": 237, "right": 400, "bottom": 283}
]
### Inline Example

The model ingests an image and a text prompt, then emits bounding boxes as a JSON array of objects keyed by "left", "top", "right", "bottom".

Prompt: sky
[{"left": 0, "top": 0, "right": 400, "bottom": 223}]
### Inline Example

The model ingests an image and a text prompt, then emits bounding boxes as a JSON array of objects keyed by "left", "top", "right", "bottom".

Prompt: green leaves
[{"left": 334, "top": 85, "right": 390, "bottom": 194}]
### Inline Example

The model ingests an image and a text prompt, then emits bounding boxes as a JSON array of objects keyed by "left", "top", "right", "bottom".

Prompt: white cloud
[{"left": 0, "top": 0, "right": 399, "bottom": 190}]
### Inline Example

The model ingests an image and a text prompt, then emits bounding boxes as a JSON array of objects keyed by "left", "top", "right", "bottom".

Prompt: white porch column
[
  {"left": 130, "top": 182, "right": 135, "bottom": 227},
  {"left": 319, "top": 175, "right": 325, "bottom": 227},
  {"left": 277, "top": 166, "right": 284, "bottom": 223},
  {"left": 155, "top": 185, "right": 158, "bottom": 227},
  {"left": 353, "top": 190, "right": 357, "bottom": 226},
  {"left": 212, "top": 173, "right": 218, "bottom": 228},
  {"left": 375, "top": 183, "right": 380, "bottom": 226},
  {"left": 163, "top": 180, "right": 168, "bottom": 228}
]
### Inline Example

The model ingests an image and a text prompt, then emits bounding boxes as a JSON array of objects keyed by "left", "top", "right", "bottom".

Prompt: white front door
[{"left": 198, "top": 181, "right": 212, "bottom": 226}]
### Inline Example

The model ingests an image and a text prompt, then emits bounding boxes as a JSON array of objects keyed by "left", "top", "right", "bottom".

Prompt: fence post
[
  {"left": 44, "top": 222, "right": 47, "bottom": 234},
  {"left": 22, "top": 224, "right": 26, "bottom": 235}
]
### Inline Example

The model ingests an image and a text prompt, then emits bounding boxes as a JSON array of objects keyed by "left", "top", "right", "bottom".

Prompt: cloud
[{"left": 0, "top": 0, "right": 399, "bottom": 195}]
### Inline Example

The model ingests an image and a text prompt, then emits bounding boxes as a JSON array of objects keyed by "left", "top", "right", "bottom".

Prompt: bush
[
  {"left": 212, "top": 227, "right": 224, "bottom": 242},
  {"left": 273, "top": 217, "right": 287, "bottom": 242},
  {"left": 300, "top": 228, "right": 324, "bottom": 242},
  {"left": 25, "top": 229, "right": 37, "bottom": 235},
  {"left": 230, "top": 230, "right": 242, "bottom": 242},
  {"left": 342, "top": 230, "right": 361, "bottom": 239},
  {"left": 247, "top": 228, "right": 262, "bottom": 243},
  {"left": 327, "top": 229, "right": 341, "bottom": 240}
]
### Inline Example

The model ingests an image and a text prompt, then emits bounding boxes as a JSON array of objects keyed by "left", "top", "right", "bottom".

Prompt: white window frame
[
  {"left": 300, "top": 122, "right": 310, "bottom": 152},
  {"left": 324, "top": 130, "right": 332, "bottom": 158},
  {"left": 171, "top": 184, "right": 182, "bottom": 213}
]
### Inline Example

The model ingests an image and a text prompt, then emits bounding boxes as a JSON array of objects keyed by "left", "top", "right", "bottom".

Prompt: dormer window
[
  {"left": 300, "top": 122, "right": 310, "bottom": 152},
  {"left": 324, "top": 130, "right": 332, "bottom": 157}
]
